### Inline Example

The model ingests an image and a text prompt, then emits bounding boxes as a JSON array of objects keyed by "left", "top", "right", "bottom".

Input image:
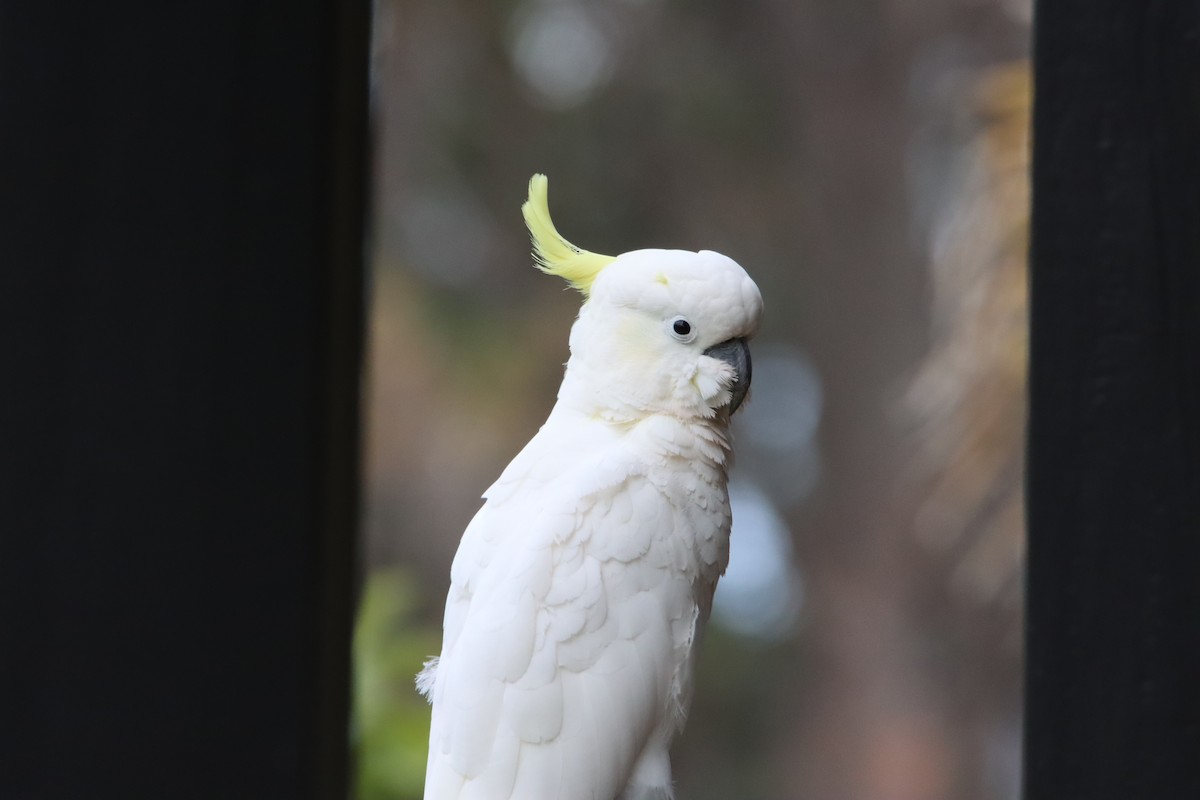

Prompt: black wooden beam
[
  {"left": 0, "top": 3, "right": 369, "bottom": 798},
  {"left": 1027, "top": 2, "right": 1200, "bottom": 797}
]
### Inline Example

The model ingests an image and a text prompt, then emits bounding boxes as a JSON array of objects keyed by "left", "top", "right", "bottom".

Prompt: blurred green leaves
[{"left": 354, "top": 570, "right": 439, "bottom": 800}]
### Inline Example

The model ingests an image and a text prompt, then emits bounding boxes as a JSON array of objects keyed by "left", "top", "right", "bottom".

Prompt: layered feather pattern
[{"left": 421, "top": 408, "right": 730, "bottom": 799}]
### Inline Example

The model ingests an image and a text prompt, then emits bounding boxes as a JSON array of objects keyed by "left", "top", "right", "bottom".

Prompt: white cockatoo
[{"left": 419, "top": 175, "right": 763, "bottom": 800}]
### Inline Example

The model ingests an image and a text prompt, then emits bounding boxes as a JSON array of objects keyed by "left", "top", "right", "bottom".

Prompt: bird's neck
[
  {"left": 554, "top": 375, "right": 734, "bottom": 470},
  {"left": 557, "top": 354, "right": 730, "bottom": 432}
]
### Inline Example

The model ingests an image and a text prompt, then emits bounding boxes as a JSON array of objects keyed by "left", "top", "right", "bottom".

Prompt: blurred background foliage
[
  {"left": 354, "top": 569, "right": 438, "bottom": 799},
  {"left": 357, "top": 0, "right": 1031, "bottom": 798}
]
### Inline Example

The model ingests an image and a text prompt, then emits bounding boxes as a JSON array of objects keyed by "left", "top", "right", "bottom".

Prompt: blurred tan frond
[{"left": 904, "top": 61, "right": 1031, "bottom": 608}]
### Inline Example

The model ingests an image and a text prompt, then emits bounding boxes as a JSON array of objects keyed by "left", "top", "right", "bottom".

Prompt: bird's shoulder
[{"left": 449, "top": 410, "right": 731, "bottom": 597}]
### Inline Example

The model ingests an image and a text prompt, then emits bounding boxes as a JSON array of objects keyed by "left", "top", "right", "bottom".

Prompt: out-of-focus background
[{"left": 355, "top": 1, "right": 1030, "bottom": 798}]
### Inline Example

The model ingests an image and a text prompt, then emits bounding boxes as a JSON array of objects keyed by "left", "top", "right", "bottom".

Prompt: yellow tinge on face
[
  {"left": 604, "top": 311, "right": 735, "bottom": 415},
  {"left": 605, "top": 312, "right": 668, "bottom": 373}
]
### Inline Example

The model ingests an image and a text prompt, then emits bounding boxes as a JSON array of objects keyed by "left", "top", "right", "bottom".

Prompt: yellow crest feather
[{"left": 522, "top": 174, "right": 615, "bottom": 296}]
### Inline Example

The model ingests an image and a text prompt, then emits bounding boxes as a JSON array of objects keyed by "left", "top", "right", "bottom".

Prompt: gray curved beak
[{"left": 703, "top": 338, "right": 752, "bottom": 414}]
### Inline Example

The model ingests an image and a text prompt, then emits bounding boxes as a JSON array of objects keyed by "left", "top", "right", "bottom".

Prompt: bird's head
[{"left": 523, "top": 175, "right": 762, "bottom": 422}]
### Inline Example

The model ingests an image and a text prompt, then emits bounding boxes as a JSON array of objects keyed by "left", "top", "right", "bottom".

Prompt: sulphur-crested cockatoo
[{"left": 419, "top": 175, "right": 762, "bottom": 800}]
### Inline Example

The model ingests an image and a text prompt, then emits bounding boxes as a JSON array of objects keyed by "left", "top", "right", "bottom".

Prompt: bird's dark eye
[{"left": 673, "top": 319, "right": 691, "bottom": 336}]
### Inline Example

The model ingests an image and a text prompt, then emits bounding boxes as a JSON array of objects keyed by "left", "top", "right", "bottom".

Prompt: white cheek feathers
[{"left": 693, "top": 356, "right": 735, "bottom": 410}]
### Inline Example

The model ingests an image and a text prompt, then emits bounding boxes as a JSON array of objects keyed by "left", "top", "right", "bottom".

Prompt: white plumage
[{"left": 419, "top": 176, "right": 762, "bottom": 800}]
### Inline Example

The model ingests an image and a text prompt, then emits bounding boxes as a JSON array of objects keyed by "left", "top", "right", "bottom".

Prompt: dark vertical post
[
  {"left": 0, "top": 2, "right": 369, "bottom": 798},
  {"left": 1027, "top": 2, "right": 1200, "bottom": 798}
]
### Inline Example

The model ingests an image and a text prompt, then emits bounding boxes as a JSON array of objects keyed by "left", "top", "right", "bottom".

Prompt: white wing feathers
[{"left": 421, "top": 411, "right": 729, "bottom": 800}]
